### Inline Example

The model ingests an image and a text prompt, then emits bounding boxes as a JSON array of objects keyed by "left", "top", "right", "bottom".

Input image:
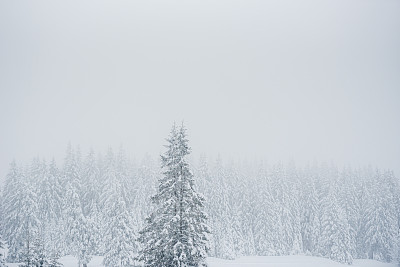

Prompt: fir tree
[
  {"left": 103, "top": 194, "right": 137, "bottom": 267},
  {"left": 134, "top": 157, "right": 157, "bottom": 229},
  {"left": 81, "top": 149, "right": 99, "bottom": 218},
  {"left": 364, "top": 171, "right": 397, "bottom": 262},
  {"left": 319, "top": 186, "right": 353, "bottom": 264},
  {"left": 64, "top": 184, "right": 93, "bottom": 267},
  {"left": 0, "top": 235, "right": 6, "bottom": 267},
  {"left": 138, "top": 124, "right": 210, "bottom": 267},
  {"left": 19, "top": 174, "right": 40, "bottom": 267},
  {"left": 2, "top": 161, "right": 23, "bottom": 262},
  {"left": 102, "top": 148, "right": 138, "bottom": 267}
]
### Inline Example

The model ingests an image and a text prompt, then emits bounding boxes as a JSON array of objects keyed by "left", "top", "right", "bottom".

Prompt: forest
[
  {"left": 1, "top": 0, "right": 399, "bottom": 266},
  {"left": 1, "top": 126, "right": 399, "bottom": 266}
]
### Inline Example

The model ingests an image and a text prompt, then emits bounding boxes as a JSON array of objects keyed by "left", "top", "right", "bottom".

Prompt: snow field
[{"left": 7, "top": 255, "right": 396, "bottom": 267}]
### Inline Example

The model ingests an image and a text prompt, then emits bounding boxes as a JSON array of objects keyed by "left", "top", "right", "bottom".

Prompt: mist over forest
[
  {"left": 2, "top": 127, "right": 400, "bottom": 266},
  {"left": 1, "top": 1, "right": 399, "bottom": 266}
]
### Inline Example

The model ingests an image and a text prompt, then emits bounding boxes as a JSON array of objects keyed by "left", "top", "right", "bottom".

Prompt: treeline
[
  {"left": 198, "top": 158, "right": 399, "bottom": 264},
  {"left": 1, "top": 145, "right": 399, "bottom": 265}
]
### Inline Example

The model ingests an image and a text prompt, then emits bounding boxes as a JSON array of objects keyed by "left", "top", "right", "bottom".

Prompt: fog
[{"left": 0, "top": 0, "right": 399, "bottom": 184}]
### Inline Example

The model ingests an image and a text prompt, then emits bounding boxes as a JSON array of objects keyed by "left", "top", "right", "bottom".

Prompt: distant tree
[
  {"left": 253, "top": 169, "right": 275, "bottom": 255},
  {"left": 81, "top": 149, "right": 99, "bottom": 218},
  {"left": 35, "top": 158, "right": 63, "bottom": 261},
  {"left": 81, "top": 149, "right": 103, "bottom": 255},
  {"left": 214, "top": 163, "right": 235, "bottom": 260},
  {"left": 102, "top": 148, "right": 138, "bottom": 267},
  {"left": 196, "top": 155, "right": 219, "bottom": 257},
  {"left": 208, "top": 156, "right": 231, "bottom": 259},
  {"left": 19, "top": 171, "right": 41, "bottom": 267},
  {"left": 364, "top": 171, "right": 397, "bottom": 262},
  {"left": 319, "top": 185, "right": 353, "bottom": 264},
  {"left": 62, "top": 143, "right": 81, "bottom": 195},
  {"left": 3, "top": 162, "right": 40, "bottom": 265},
  {"left": 48, "top": 254, "right": 63, "bottom": 267},
  {"left": 64, "top": 184, "right": 93, "bottom": 267},
  {"left": 2, "top": 161, "right": 23, "bottom": 262},
  {"left": 138, "top": 124, "right": 210, "bottom": 267},
  {"left": 30, "top": 234, "right": 49, "bottom": 267},
  {"left": 103, "top": 193, "right": 137, "bottom": 267},
  {"left": 300, "top": 179, "right": 320, "bottom": 255},
  {"left": 0, "top": 235, "right": 6, "bottom": 267},
  {"left": 134, "top": 157, "right": 157, "bottom": 228}
]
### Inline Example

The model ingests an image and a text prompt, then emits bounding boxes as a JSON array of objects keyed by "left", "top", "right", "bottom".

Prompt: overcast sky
[{"left": 0, "top": 0, "right": 399, "bottom": 183}]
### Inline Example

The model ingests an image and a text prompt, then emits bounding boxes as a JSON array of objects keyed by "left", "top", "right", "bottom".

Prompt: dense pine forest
[{"left": 1, "top": 138, "right": 400, "bottom": 266}]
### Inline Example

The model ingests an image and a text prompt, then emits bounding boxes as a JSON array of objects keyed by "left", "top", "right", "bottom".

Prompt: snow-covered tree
[
  {"left": 207, "top": 156, "right": 231, "bottom": 259},
  {"left": 102, "top": 148, "right": 138, "bottom": 267},
  {"left": 138, "top": 124, "right": 210, "bottom": 267},
  {"left": 2, "top": 162, "right": 40, "bottom": 264},
  {"left": 80, "top": 149, "right": 103, "bottom": 256},
  {"left": 81, "top": 149, "right": 99, "bottom": 217},
  {"left": 103, "top": 193, "right": 137, "bottom": 267},
  {"left": 19, "top": 171, "right": 41, "bottom": 267},
  {"left": 2, "top": 161, "right": 23, "bottom": 262},
  {"left": 64, "top": 184, "right": 94, "bottom": 267},
  {"left": 35, "top": 158, "right": 63, "bottom": 262},
  {"left": 364, "top": 170, "right": 397, "bottom": 262},
  {"left": 62, "top": 143, "right": 81, "bottom": 195},
  {"left": 0, "top": 235, "right": 6, "bottom": 267},
  {"left": 319, "top": 188, "right": 353, "bottom": 264},
  {"left": 300, "top": 176, "right": 321, "bottom": 255},
  {"left": 134, "top": 156, "right": 157, "bottom": 229}
]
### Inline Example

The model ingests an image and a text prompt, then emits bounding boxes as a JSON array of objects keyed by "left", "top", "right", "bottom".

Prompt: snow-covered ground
[
  {"left": 207, "top": 256, "right": 397, "bottom": 267},
  {"left": 6, "top": 255, "right": 396, "bottom": 267}
]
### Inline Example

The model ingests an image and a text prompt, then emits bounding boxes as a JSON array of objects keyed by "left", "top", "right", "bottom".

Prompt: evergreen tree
[
  {"left": 81, "top": 150, "right": 102, "bottom": 255},
  {"left": 81, "top": 149, "right": 99, "bottom": 218},
  {"left": 300, "top": 177, "right": 320, "bottom": 255},
  {"left": 134, "top": 156, "right": 157, "bottom": 229},
  {"left": 254, "top": 167, "right": 276, "bottom": 255},
  {"left": 103, "top": 194, "right": 137, "bottom": 267},
  {"left": 19, "top": 170, "right": 40, "bottom": 267},
  {"left": 62, "top": 143, "right": 81, "bottom": 195},
  {"left": 138, "top": 124, "right": 210, "bottom": 267},
  {"left": 45, "top": 159, "right": 64, "bottom": 260},
  {"left": 36, "top": 159, "right": 63, "bottom": 262},
  {"left": 102, "top": 148, "right": 138, "bottom": 267},
  {"left": 2, "top": 161, "right": 23, "bottom": 262},
  {"left": 64, "top": 184, "right": 93, "bottom": 267},
  {"left": 0, "top": 235, "right": 6, "bottom": 267},
  {"left": 88, "top": 203, "right": 102, "bottom": 256},
  {"left": 319, "top": 184, "right": 353, "bottom": 264},
  {"left": 30, "top": 234, "right": 49, "bottom": 267},
  {"left": 208, "top": 156, "right": 227, "bottom": 258},
  {"left": 364, "top": 170, "right": 397, "bottom": 262},
  {"left": 3, "top": 164, "right": 40, "bottom": 264},
  {"left": 215, "top": 163, "right": 235, "bottom": 260}
]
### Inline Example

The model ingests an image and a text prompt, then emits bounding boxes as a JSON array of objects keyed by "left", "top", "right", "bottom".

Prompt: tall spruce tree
[{"left": 138, "top": 124, "right": 210, "bottom": 267}]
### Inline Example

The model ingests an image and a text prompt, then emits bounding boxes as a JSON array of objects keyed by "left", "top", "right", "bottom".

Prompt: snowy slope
[{"left": 6, "top": 255, "right": 396, "bottom": 267}]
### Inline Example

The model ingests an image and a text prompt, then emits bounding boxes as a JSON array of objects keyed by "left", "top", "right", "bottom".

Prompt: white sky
[{"left": 1, "top": 0, "right": 399, "bottom": 182}]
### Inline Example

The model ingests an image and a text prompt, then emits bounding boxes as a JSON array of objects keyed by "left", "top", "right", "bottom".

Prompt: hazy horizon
[{"left": 1, "top": 0, "right": 399, "bottom": 184}]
